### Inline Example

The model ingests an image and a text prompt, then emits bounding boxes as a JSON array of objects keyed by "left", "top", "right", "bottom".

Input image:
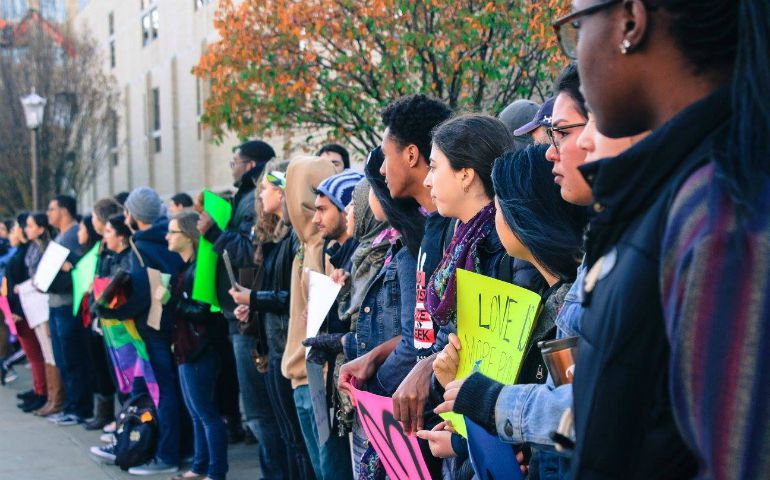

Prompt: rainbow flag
[{"left": 101, "top": 318, "right": 159, "bottom": 407}]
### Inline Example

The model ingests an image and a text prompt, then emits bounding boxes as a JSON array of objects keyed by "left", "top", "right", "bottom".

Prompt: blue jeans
[
  {"left": 231, "top": 333, "right": 286, "bottom": 479},
  {"left": 293, "top": 385, "right": 353, "bottom": 480},
  {"left": 48, "top": 305, "right": 93, "bottom": 417},
  {"left": 134, "top": 334, "right": 181, "bottom": 466},
  {"left": 179, "top": 350, "right": 229, "bottom": 480}
]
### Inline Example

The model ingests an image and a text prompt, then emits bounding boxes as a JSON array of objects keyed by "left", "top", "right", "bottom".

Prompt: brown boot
[{"left": 34, "top": 364, "right": 64, "bottom": 417}]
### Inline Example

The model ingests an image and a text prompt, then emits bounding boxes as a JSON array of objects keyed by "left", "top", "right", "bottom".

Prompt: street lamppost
[{"left": 20, "top": 89, "right": 46, "bottom": 211}]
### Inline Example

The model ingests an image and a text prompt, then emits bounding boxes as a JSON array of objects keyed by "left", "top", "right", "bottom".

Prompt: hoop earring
[
  {"left": 463, "top": 184, "right": 470, "bottom": 194},
  {"left": 619, "top": 39, "right": 632, "bottom": 55}
]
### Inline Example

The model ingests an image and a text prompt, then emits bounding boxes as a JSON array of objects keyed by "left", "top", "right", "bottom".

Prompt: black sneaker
[
  {"left": 20, "top": 395, "right": 47, "bottom": 413},
  {"left": 90, "top": 444, "right": 117, "bottom": 462},
  {"left": 16, "top": 389, "right": 35, "bottom": 401}
]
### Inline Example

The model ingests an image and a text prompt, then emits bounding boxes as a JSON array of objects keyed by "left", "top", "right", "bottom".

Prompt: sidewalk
[{"left": 0, "top": 364, "right": 262, "bottom": 480}]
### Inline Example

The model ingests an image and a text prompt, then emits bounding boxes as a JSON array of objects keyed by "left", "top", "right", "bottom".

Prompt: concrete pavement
[{"left": 0, "top": 365, "right": 262, "bottom": 479}]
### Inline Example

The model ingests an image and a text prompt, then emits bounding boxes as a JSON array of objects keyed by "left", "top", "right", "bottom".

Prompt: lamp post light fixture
[{"left": 20, "top": 89, "right": 46, "bottom": 211}]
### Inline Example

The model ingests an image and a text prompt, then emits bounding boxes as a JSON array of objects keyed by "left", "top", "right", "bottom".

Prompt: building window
[
  {"left": 151, "top": 87, "right": 161, "bottom": 153},
  {"left": 110, "top": 110, "right": 119, "bottom": 166},
  {"left": 195, "top": 0, "right": 214, "bottom": 10},
  {"left": 141, "top": 1, "right": 158, "bottom": 46},
  {"left": 107, "top": 12, "right": 116, "bottom": 68}
]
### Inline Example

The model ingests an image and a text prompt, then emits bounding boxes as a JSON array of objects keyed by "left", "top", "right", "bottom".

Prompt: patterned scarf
[{"left": 425, "top": 202, "right": 496, "bottom": 326}]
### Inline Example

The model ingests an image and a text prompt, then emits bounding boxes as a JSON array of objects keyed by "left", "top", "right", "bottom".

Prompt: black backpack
[{"left": 114, "top": 394, "right": 159, "bottom": 471}]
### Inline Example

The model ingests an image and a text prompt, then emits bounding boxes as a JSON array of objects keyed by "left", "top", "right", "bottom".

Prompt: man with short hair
[
  {"left": 44, "top": 194, "right": 91, "bottom": 426},
  {"left": 317, "top": 143, "right": 350, "bottom": 172},
  {"left": 196, "top": 140, "right": 286, "bottom": 476},
  {"left": 167, "top": 193, "right": 193, "bottom": 215},
  {"left": 513, "top": 97, "right": 555, "bottom": 146},
  {"left": 498, "top": 98, "right": 541, "bottom": 150}
]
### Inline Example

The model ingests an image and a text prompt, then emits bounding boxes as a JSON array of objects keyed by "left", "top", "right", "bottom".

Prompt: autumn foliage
[{"left": 194, "top": 0, "right": 568, "bottom": 156}]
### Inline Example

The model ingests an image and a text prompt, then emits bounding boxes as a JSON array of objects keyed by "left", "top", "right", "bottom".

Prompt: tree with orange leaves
[{"left": 194, "top": 0, "right": 567, "bottom": 156}]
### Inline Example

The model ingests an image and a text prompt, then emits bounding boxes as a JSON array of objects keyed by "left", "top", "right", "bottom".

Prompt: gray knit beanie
[{"left": 125, "top": 187, "right": 164, "bottom": 224}]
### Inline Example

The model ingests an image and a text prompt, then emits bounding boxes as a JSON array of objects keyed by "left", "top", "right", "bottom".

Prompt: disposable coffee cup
[{"left": 538, "top": 336, "right": 578, "bottom": 387}]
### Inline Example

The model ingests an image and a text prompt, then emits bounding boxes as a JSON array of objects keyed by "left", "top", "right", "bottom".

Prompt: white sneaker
[
  {"left": 128, "top": 459, "right": 179, "bottom": 476},
  {"left": 102, "top": 421, "right": 117, "bottom": 433},
  {"left": 46, "top": 412, "right": 67, "bottom": 422}
]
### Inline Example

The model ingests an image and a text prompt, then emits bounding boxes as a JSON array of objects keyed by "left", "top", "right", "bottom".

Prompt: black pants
[
  {"left": 266, "top": 356, "right": 316, "bottom": 480},
  {"left": 88, "top": 329, "right": 116, "bottom": 397},
  {"left": 216, "top": 336, "right": 241, "bottom": 420}
]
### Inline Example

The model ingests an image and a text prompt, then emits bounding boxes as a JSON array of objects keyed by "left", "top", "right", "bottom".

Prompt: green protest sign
[
  {"left": 442, "top": 268, "right": 541, "bottom": 438},
  {"left": 191, "top": 190, "right": 232, "bottom": 310},
  {"left": 71, "top": 242, "right": 100, "bottom": 316}
]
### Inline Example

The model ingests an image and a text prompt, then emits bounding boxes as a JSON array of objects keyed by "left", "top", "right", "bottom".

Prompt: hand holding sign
[
  {"left": 33, "top": 242, "right": 70, "bottom": 292},
  {"left": 305, "top": 271, "right": 342, "bottom": 356},
  {"left": 434, "top": 333, "right": 462, "bottom": 387},
  {"left": 440, "top": 269, "right": 541, "bottom": 438},
  {"left": 349, "top": 384, "right": 431, "bottom": 480}
]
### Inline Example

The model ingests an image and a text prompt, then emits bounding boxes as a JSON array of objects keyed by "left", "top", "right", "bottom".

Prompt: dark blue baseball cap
[{"left": 513, "top": 97, "right": 555, "bottom": 136}]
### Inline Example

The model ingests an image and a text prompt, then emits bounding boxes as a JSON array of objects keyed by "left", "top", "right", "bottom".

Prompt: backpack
[{"left": 114, "top": 394, "right": 159, "bottom": 471}]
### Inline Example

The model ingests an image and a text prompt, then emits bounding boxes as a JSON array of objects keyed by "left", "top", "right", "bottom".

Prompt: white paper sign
[
  {"left": 18, "top": 279, "right": 50, "bottom": 328},
  {"left": 33, "top": 242, "right": 70, "bottom": 292},
  {"left": 305, "top": 271, "right": 342, "bottom": 357}
]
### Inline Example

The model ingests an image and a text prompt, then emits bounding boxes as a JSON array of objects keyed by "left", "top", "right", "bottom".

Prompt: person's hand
[
  {"left": 338, "top": 352, "right": 378, "bottom": 397},
  {"left": 433, "top": 378, "right": 466, "bottom": 415},
  {"left": 415, "top": 421, "right": 457, "bottom": 458},
  {"left": 234, "top": 304, "right": 250, "bottom": 322},
  {"left": 61, "top": 261, "right": 73, "bottom": 272},
  {"left": 302, "top": 333, "right": 345, "bottom": 354},
  {"left": 196, "top": 211, "right": 215, "bottom": 235},
  {"left": 11, "top": 314, "right": 23, "bottom": 323},
  {"left": 392, "top": 354, "right": 435, "bottom": 435},
  {"left": 329, "top": 268, "right": 350, "bottom": 286},
  {"left": 516, "top": 451, "right": 529, "bottom": 476},
  {"left": 229, "top": 287, "right": 251, "bottom": 306},
  {"left": 153, "top": 285, "right": 170, "bottom": 304},
  {"left": 434, "top": 333, "right": 462, "bottom": 387},
  {"left": 12, "top": 285, "right": 19, "bottom": 294}
]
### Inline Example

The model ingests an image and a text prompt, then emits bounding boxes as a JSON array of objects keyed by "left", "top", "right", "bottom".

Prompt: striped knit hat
[{"left": 315, "top": 169, "right": 364, "bottom": 212}]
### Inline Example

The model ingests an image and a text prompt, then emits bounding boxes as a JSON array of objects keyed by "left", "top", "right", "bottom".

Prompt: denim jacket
[
  {"left": 493, "top": 265, "right": 585, "bottom": 447},
  {"left": 343, "top": 243, "right": 418, "bottom": 396}
]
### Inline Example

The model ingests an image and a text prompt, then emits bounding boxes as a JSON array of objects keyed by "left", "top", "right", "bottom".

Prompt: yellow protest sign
[{"left": 443, "top": 268, "right": 541, "bottom": 438}]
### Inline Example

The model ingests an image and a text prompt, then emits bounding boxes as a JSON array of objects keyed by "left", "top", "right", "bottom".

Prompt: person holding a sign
[
  {"left": 197, "top": 140, "right": 279, "bottom": 457},
  {"left": 75, "top": 214, "right": 118, "bottom": 431},
  {"left": 337, "top": 147, "right": 427, "bottom": 476},
  {"left": 164, "top": 212, "right": 230, "bottom": 480},
  {"left": 429, "top": 144, "right": 586, "bottom": 477},
  {"left": 23, "top": 212, "right": 64, "bottom": 418},
  {"left": 230, "top": 164, "right": 317, "bottom": 480},
  {"left": 98, "top": 187, "right": 186, "bottom": 476},
  {"left": 282, "top": 155, "right": 350, "bottom": 480}
]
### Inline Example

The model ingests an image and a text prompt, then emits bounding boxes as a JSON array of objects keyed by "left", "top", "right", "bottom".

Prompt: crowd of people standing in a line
[{"left": 0, "top": 1, "right": 768, "bottom": 479}]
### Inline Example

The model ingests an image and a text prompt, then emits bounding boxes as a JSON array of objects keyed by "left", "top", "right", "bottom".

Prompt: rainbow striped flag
[{"left": 101, "top": 318, "right": 159, "bottom": 407}]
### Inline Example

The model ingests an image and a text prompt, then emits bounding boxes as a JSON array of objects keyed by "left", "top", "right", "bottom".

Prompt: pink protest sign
[
  {"left": 0, "top": 296, "right": 16, "bottom": 336},
  {"left": 350, "top": 385, "right": 431, "bottom": 480}
]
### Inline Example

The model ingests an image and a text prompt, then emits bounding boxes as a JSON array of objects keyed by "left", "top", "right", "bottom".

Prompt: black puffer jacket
[{"left": 5, "top": 242, "right": 30, "bottom": 316}]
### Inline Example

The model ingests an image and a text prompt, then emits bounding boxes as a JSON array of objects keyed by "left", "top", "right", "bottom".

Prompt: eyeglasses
[
  {"left": 546, "top": 123, "right": 587, "bottom": 151},
  {"left": 552, "top": 0, "right": 622, "bottom": 60}
]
